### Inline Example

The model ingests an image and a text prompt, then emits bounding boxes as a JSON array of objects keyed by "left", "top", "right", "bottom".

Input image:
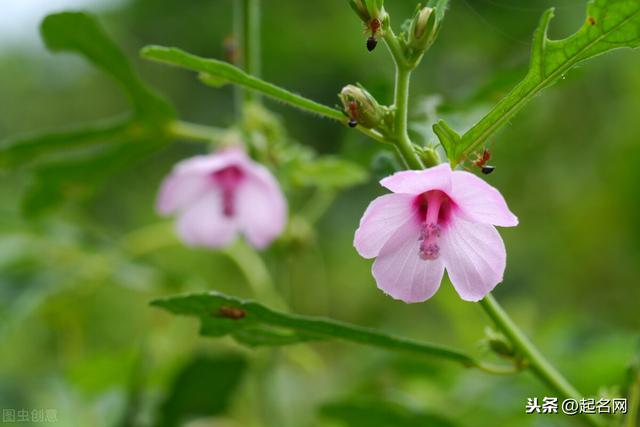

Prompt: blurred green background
[{"left": 0, "top": 0, "right": 639, "bottom": 426}]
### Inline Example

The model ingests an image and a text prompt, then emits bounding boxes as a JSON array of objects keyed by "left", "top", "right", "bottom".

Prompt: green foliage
[
  {"left": 41, "top": 12, "right": 174, "bottom": 123},
  {"left": 320, "top": 400, "right": 458, "bottom": 427},
  {"left": 438, "top": 0, "right": 640, "bottom": 163},
  {"left": 158, "top": 354, "right": 247, "bottom": 427},
  {"left": 141, "top": 45, "right": 344, "bottom": 121},
  {"left": 0, "top": 12, "right": 175, "bottom": 214},
  {"left": 151, "top": 292, "right": 476, "bottom": 365},
  {"left": 289, "top": 157, "right": 368, "bottom": 190},
  {"left": 427, "top": 0, "right": 450, "bottom": 23}
]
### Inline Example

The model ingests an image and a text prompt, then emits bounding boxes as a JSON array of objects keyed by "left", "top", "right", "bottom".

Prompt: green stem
[
  {"left": 382, "top": 31, "right": 424, "bottom": 170},
  {"left": 626, "top": 372, "right": 640, "bottom": 427},
  {"left": 480, "top": 294, "right": 607, "bottom": 427},
  {"left": 167, "top": 120, "right": 226, "bottom": 143},
  {"left": 222, "top": 240, "right": 287, "bottom": 311},
  {"left": 242, "top": 0, "right": 261, "bottom": 104}
]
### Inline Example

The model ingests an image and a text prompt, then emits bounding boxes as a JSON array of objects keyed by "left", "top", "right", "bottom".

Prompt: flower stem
[
  {"left": 383, "top": 30, "right": 424, "bottom": 170},
  {"left": 242, "top": 0, "right": 261, "bottom": 105},
  {"left": 480, "top": 294, "right": 606, "bottom": 427},
  {"left": 167, "top": 120, "right": 226, "bottom": 142}
]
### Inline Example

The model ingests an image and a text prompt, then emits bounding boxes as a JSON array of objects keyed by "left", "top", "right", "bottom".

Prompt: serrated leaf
[
  {"left": 290, "top": 157, "right": 369, "bottom": 189},
  {"left": 41, "top": 12, "right": 174, "bottom": 123},
  {"left": 151, "top": 292, "right": 476, "bottom": 365},
  {"left": 437, "top": 0, "right": 640, "bottom": 163}
]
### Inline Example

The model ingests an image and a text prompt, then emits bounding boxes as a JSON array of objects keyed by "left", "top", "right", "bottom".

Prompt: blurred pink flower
[
  {"left": 157, "top": 147, "right": 287, "bottom": 249},
  {"left": 354, "top": 163, "right": 518, "bottom": 303}
]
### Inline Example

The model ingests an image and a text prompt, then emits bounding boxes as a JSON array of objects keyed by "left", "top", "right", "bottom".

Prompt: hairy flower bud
[
  {"left": 339, "top": 85, "right": 384, "bottom": 129},
  {"left": 408, "top": 6, "right": 438, "bottom": 52}
]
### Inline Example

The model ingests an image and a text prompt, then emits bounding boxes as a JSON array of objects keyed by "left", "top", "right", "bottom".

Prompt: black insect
[
  {"left": 481, "top": 165, "right": 496, "bottom": 175},
  {"left": 472, "top": 148, "right": 496, "bottom": 175},
  {"left": 366, "top": 36, "right": 378, "bottom": 52}
]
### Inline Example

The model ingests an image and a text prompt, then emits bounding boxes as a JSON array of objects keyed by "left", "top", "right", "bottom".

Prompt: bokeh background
[{"left": 1, "top": 0, "right": 639, "bottom": 426}]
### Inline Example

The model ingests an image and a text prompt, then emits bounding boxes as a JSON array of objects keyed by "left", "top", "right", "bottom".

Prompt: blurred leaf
[
  {"left": 290, "top": 157, "right": 368, "bottom": 190},
  {"left": 151, "top": 292, "right": 477, "bottom": 365},
  {"left": 22, "top": 137, "right": 165, "bottom": 216},
  {"left": 0, "top": 118, "right": 130, "bottom": 170},
  {"left": 158, "top": 354, "right": 247, "bottom": 427},
  {"left": 41, "top": 12, "right": 174, "bottom": 123},
  {"left": 440, "top": 0, "right": 640, "bottom": 163},
  {"left": 0, "top": 12, "right": 177, "bottom": 213},
  {"left": 320, "top": 400, "right": 458, "bottom": 427},
  {"left": 427, "top": 0, "right": 450, "bottom": 23}
]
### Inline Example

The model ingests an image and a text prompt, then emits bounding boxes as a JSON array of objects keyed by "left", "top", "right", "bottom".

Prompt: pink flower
[
  {"left": 354, "top": 163, "right": 518, "bottom": 303},
  {"left": 157, "top": 147, "right": 287, "bottom": 249}
]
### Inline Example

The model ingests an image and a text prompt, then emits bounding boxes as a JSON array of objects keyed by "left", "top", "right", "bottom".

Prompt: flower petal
[
  {"left": 439, "top": 216, "right": 506, "bottom": 302},
  {"left": 176, "top": 191, "right": 238, "bottom": 248},
  {"left": 451, "top": 171, "right": 518, "bottom": 227},
  {"left": 372, "top": 221, "right": 445, "bottom": 303},
  {"left": 156, "top": 148, "right": 247, "bottom": 214},
  {"left": 354, "top": 193, "right": 416, "bottom": 259},
  {"left": 157, "top": 172, "right": 210, "bottom": 214},
  {"left": 235, "top": 166, "right": 287, "bottom": 249},
  {"left": 380, "top": 163, "right": 452, "bottom": 195}
]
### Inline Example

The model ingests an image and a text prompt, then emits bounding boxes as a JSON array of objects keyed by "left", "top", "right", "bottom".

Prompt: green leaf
[
  {"left": 151, "top": 292, "right": 477, "bottom": 366},
  {"left": 141, "top": 45, "right": 344, "bottom": 121},
  {"left": 438, "top": 0, "right": 640, "bottom": 164},
  {"left": 158, "top": 354, "right": 247, "bottom": 427},
  {"left": 427, "top": 0, "right": 450, "bottom": 23},
  {"left": 290, "top": 157, "right": 369, "bottom": 190},
  {"left": 41, "top": 12, "right": 174, "bottom": 123},
  {"left": 320, "top": 400, "right": 459, "bottom": 427}
]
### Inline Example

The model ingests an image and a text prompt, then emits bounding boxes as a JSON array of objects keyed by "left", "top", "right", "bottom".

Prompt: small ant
[
  {"left": 346, "top": 100, "right": 360, "bottom": 128},
  {"left": 366, "top": 18, "right": 381, "bottom": 52},
  {"left": 218, "top": 306, "right": 246, "bottom": 320},
  {"left": 471, "top": 147, "right": 496, "bottom": 175}
]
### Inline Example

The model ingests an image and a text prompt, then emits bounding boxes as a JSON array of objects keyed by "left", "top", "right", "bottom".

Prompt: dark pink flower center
[
  {"left": 211, "top": 165, "right": 245, "bottom": 217},
  {"left": 414, "top": 190, "right": 453, "bottom": 260}
]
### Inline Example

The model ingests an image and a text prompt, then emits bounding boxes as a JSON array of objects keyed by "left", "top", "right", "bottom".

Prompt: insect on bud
[
  {"left": 408, "top": 6, "right": 438, "bottom": 52},
  {"left": 349, "top": 0, "right": 384, "bottom": 23},
  {"left": 339, "top": 85, "right": 384, "bottom": 130},
  {"left": 366, "top": 36, "right": 378, "bottom": 52}
]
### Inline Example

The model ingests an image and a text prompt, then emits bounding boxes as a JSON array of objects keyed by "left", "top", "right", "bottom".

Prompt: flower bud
[
  {"left": 349, "top": 0, "right": 384, "bottom": 23},
  {"left": 484, "top": 328, "right": 516, "bottom": 359},
  {"left": 339, "top": 85, "right": 384, "bottom": 129},
  {"left": 408, "top": 6, "right": 438, "bottom": 52}
]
